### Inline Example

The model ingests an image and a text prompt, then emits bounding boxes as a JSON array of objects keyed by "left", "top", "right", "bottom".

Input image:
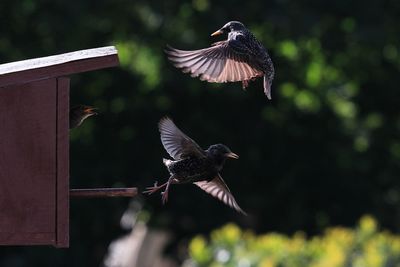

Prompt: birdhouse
[{"left": 0, "top": 46, "right": 121, "bottom": 248}]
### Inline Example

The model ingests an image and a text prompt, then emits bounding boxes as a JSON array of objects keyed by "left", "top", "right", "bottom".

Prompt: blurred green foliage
[
  {"left": 188, "top": 216, "right": 400, "bottom": 267},
  {"left": 1, "top": 0, "right": 400, "bottom": 266}
]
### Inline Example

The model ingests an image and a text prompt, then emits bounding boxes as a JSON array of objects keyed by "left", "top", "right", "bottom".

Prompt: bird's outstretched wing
[
  {"left": 194, "top": 174, "right": 246, "bottom": 215},
  {"left": 159, "top": 117, "right": 206, "bottom": 160},
  {"left": 165, "top": 41, "right": 264, "bottom": 84}
]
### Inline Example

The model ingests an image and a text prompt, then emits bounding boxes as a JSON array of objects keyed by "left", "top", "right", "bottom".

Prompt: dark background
[{"left": 1, "top": 0, "right": 400, "bottom": 266}]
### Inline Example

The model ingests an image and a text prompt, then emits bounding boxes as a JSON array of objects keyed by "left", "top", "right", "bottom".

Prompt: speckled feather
[
  {"left": 165, "top": 21, "right": 275, "bottom": 99},
  {"left": 165, "top": 157, "right": 217, "bottom": 183},
  {"left": 146, "top": 117, "right": 246, "bottom": 214}
]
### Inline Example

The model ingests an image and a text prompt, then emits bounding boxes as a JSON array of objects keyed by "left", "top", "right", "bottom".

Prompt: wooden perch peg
[{"left": 70, "top": 187, "right": 138, "bottom": 198}]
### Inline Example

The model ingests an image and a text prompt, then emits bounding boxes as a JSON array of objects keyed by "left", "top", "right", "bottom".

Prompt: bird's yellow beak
[
  {"left": 84, "top": 107, "right": 98, "bottom": 115},
  {"left": 225, "top": 152, "right": 239, "bottom": 159},
  {"left": 211, "top": 29, "right": 224, "bottom": 37}
]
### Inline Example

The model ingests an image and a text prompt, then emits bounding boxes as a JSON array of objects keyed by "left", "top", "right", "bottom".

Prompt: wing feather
[
  {"left": 165, "top": 42, "right": 263, "bottom": 84},
  {"left": 159, "top": 117, "right": 205, "bottom": 160},
  {"left": 194, "top": 174, "right": 246, "bottom": 215}
]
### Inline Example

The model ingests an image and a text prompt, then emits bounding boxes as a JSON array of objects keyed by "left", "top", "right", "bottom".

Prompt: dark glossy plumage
[
  {"left": 69, "top": 105, "right": 97, "bottom": 129},
  {"left": 165, "top": 21, "right": 275, "bottom": 99},
  {"left": 144, "top": 117, "right": 246, "bottom": 214}
]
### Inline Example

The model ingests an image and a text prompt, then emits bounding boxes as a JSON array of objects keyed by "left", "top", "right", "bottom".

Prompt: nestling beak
[
  {"left": 84, "top": 107, "right": 98, "bottom": 116},
  {"left": 225, "top": 152, "right": 239, "bottom": 159},
  {"left": 211, "top": 29, "right": 224, "bottom": 37}
]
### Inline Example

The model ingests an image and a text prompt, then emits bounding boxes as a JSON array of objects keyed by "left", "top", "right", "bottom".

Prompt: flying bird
[
  {"left": 69, "top": 105, "right": 98, "bottom": 129},
  {"left": 165, "top": 21, "right": 275, "bottom": 99},
  {"left": 144, "top": 117, "right": 246, "bottom": 214}
]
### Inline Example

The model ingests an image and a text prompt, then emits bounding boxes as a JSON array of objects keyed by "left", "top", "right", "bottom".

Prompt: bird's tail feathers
[{"left": 263, "top": 75, "right": 272, "bottom": 100}]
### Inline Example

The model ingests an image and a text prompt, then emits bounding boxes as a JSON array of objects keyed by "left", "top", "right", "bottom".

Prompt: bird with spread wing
[
  {"left": 165, "top": 21, "right": 275, "bottom": 99},
  {"left": 143, "top": 117, "right": 246, "bottom": 215}
]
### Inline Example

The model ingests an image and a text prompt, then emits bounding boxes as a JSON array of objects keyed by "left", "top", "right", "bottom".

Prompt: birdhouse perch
[{"left": 0, "top": 46, "right": 136, "bottom": 248}]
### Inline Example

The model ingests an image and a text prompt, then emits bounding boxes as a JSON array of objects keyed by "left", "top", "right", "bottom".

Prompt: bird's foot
[
  {"left": 142, "top": 187, "right": 159, "bottom": 195},
  {"left": 161, "top": 190, "right": 169, "bottom": 204},
  {"left": 143, "top": 181, "right": 166, "bottom": 195}
]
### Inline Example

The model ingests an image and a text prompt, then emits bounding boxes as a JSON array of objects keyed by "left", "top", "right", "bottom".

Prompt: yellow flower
[
  {"left": 189, "top": 235, "right": 211, "bottom": 264},
  {"left": 188, "top": 216, "right": 400, "bottom": 267},
  {"left": 359, "top": 215, "right": 377, "bottom": 234},
  {"left": 211, "top": 223, "right": 242, "bottom": 245},
  {"left": 260, "top": 257, "right": 276, "bottom": 267}
]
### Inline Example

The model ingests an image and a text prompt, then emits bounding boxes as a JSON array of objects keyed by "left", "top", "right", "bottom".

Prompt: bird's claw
[
  {"left": 143, "top": 180, "right": 168, "bottom": 195},
  {"left": 143, "top": 183, "right": 160, "bottom": 195},
  {"left": 161, "top": 191, "right": 168, "bottom": 204},
  {"left": 142, "top": 188, "right": 155, "bottom": 195},
  {"left": 143, "top": 179, "right": 171, "bottom": 204}
]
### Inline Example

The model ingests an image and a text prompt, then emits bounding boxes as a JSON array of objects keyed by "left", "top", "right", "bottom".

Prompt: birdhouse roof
[{"left": 0, "top": 46, "right": 119, "bottom": 88}]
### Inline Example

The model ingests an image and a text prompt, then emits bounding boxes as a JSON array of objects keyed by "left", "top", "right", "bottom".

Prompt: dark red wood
[
  {"left": 0, "top": 46, "right": 119, "bottom": 88},
  {"left": 70, "top": 188, "right": 138, "bottom": 198},
  {"left": 0, "top": 46, "right": 120, "bottom": 247},
  {"left": 0, "top": 79, "right": 57, "bottom": 245},
  {"left": 56, "top": 77, "right": 69, "bottom": 248},
  {"left": 0, "top": 233, "right": 55, "bottom": 245}
]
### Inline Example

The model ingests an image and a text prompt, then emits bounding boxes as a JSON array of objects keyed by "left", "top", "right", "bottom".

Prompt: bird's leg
[
  {"left": 242, "top": 80, "right": 249, "bottom": 90},
  {"left": 161, "top": 176, "right": 177, "bottom": 204},
  {"left": 161, "top": 179, "right": 172, "bottom": 204},
  {"left": 143, "top": 181, "right": 169, "bottom": 195}
]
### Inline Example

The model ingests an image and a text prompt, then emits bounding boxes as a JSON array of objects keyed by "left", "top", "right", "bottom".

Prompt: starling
[
  {"left": 165, "top": 21, "right": 275, "bottom": 99},
  {"left": 144, "top": 117, "right": 246, "bottom": 214},
  {"left": 69, "top": 105, "right": 98, "bottom": 129}
]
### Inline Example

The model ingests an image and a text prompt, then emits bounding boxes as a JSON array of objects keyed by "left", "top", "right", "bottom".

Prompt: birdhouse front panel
[
  {"left": 0, "top": 78, "right": 68, "bottom": 246},
  {"left": 0, "top": 46, "right": 118, "bottom": 248}
]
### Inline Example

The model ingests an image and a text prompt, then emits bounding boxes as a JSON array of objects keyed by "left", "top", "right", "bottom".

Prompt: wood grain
[
  {"left": 56, "top": 77, "right": 69, "bottom": 248},
  {"left": 0, "top": 79, "right": 57, "bottom": 245}
]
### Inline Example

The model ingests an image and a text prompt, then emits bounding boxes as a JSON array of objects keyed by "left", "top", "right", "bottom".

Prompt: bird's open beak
[
  {"left": 225, "top": 152, "right": 239, "bottom": 159},
  {"left": 211, "top": 29, "right": 224, "bottom": 37},
  {"left": 84, "top": 107, "right": 98, "bottom": 116}
]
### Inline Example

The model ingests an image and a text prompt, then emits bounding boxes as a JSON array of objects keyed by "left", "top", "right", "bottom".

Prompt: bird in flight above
[
  {"left": 69, "top": 105, "right": 98, "bottom": 129},
  {"left": 165, "top": 21, "right": 275, "bottom": 99},
  {"left": 144, "top": 117, "right": 246, "bottom": 214}
]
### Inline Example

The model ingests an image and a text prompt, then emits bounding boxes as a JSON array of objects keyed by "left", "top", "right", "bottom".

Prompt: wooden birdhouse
[{"left": 0, "top": 46, "right": 131, "bottom": 248}]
